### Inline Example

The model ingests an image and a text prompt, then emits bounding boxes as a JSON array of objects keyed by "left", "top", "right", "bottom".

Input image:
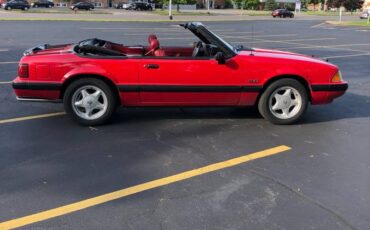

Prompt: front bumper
[{"left": 311, "top": 82, "right": 348, "bottom": 104}]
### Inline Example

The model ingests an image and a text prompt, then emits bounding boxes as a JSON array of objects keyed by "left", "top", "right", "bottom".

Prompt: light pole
[
  {"left": 169, "top": 0, "right": 173, "bottom": 20},
  {"left": 207, "top": 0, "right": 210, "bottom": 14}
]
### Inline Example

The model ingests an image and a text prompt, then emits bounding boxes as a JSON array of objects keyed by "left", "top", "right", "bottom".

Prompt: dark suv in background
[
  {"left": 4, "top": 0, "right": 30, "bottom": 10},
  {"left": 132, "top": 2, "right": 152, "bottom": 10},
  {"left": 70, "top": 2, "right": 94, "bottom": 10},
  {"left": 31, "top": 0, "right": 54, "bottom": 8},
  {"left": 272, "top": 9, "right": 294, "bottom": 18}
]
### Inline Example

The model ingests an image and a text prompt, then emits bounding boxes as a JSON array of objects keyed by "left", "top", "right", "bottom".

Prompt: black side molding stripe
[
  {"left": 12, "top": 83, "right": 263, "bottom": 93},
  {"left": 311, "top": 83, "right": 348, "bottom": 92},
  {"left": 13, "top": 82, "right": 62, "bottom": 91},
  {"left": 117, "top": 85, "right": 262, "bottom": 93}
]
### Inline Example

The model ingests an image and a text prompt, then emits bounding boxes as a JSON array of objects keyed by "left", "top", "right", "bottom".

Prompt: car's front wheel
[
  {"left": 258, "top": 79, "right": 308, "bottom": 125},
  {"left": 64, "top": 78, "right": 117, "bottom": 126}
]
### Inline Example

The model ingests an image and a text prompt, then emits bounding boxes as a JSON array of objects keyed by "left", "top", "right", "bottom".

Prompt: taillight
[{"left": 18, "top": 64, "right": 29, "bottom": 78}]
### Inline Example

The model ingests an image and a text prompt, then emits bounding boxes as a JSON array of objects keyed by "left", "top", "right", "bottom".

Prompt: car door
[{"left": 138, "top": 57, "right": 245, "bottom": 106}]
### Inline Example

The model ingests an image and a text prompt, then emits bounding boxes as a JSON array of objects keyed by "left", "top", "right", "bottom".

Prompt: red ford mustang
[{"left": 12, "top": 22, "right": 348, "bottom": 125}]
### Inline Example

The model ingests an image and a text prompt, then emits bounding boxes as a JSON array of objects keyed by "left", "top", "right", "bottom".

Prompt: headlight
[{"left": 331, "top": 71, "right": 343, "bottom": 83}]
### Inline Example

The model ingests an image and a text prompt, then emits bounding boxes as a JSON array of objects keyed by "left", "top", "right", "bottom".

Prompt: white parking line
[
  {"left": 80, "top": 27, "right": 179, "bottom": 30},
  {"left": 0, "top": 61, "right": 18, "bottom": 64},
  {"left": 222, "top": 34, "right": 297, "bottom": 39},
  {"left": 321, "top": 53, "right": 370, "bottom": 59},
  {"left": 0, "top": 81, "right": 12, "bottom": 85},
  {"left": 310, "top": 22, "right": 326, "bottom": 28},
  {"left": 276, "top": 43, "right": 370, "bottom": 50},
  {"left": 248, "top": 37, "right": 337, "bottom": 43},
  {"left": 160, "top": 37, "right": 195, "bottom": 40},
  {"left": 0, "top": 49, "right": 9, "bottom": 52},
  {"left": 122, "top": 32, "right": 190, "bottom": 36}
]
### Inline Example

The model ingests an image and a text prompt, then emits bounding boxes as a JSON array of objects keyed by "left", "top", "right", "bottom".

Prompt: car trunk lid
[{"left": 24, "top": 44, "right": 73, "bottom": 56}]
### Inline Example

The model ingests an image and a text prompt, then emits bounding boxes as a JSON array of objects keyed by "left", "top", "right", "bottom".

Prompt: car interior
[{"left": 75, "top": 34, "right": 221, "bottom": 58}]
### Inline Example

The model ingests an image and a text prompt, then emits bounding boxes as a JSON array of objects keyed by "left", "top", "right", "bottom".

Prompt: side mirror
[{"left": 215, "top": 52, "right": 226, "bottom": 64}]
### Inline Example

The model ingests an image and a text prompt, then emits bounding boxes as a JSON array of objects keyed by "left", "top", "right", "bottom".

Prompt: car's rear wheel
[
  {"left": 64, "top": 78, "right": 117, "bottom": 126},
  {"left": 24, "top": 6, "right": 29, "bottom": 10},
  {"left": 6, "top": 6, "right": 11, "bottom": 10},
  {"left": 258, "top": 79, "right": 308, "bottom": 125}
]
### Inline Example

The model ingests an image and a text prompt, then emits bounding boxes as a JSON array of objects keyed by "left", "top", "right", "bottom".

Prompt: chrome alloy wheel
[
  {"left": 71, "top": 85, "right": 108, "bottom": 120},
  {"left": 268, "top": 86, "right": 302, "bottom": 120}
]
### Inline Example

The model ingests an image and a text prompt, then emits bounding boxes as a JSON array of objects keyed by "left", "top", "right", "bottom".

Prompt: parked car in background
[
  {"left": 4, "top": 0, "right": 30, "bottom": 10},
  {"left": 132, "top": 2, "right": 152, "bottom": 10},
  {"left": 31, "top": 0, "right": 54, "bottom": 8},
  {"left": 70, "top": 2, "right": 94, "bottom": 10},
  {"left": 272, "top": 9, "right": 294, "bottom": 18},
  {"left": 360, "top": 11, "right": 369, "bottom": 19},
  {"left": 114, "top": 2, "right": 133, "bottom": 9}
]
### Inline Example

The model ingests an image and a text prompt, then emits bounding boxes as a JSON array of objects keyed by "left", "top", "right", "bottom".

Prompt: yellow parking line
[
  {"left": 0, "top": 112, "right": 66, "bottom": 124},
  {"left": 0, "top": 145, "right": 291, "bottom": 230}
]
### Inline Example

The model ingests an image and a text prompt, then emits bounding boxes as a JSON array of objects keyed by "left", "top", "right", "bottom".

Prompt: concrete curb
[{"left": 0, "top": 17, "right": 252, "bottom": 22}]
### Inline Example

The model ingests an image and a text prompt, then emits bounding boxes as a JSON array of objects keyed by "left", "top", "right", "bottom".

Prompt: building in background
[{"left": 364, "top": 0, "right": 370, "bottom": 9}]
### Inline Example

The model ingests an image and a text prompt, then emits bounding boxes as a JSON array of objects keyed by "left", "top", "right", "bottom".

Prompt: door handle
[{"left": 144, "top": 64, "right": 159, "bottom": 69}]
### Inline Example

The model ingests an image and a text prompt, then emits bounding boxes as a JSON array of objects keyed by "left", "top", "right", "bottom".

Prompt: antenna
[{"left": 251, "top": 23, "right": 254, "bottom": 55}]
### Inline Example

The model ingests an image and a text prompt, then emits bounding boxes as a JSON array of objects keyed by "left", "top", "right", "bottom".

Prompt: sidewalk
[{"left": 0, "top": 8, "right": 359, "bottom": 22}]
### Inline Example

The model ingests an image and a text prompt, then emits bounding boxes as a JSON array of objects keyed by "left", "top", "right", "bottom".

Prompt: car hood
[{"left": 239, "top": 48, "right": 334, "bottom": 66}]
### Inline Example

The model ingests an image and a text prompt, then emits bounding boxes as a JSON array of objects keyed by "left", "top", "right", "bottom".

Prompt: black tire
[
  {"left": 258, "top": 79, "right": 308, "bottom": 125},
  {"left": 63, "top": 78, "right": 117, "bottom": 126},
  {"left": 23, "top": 6, "right": 29, "bottom": 10},
  {"left": 290, "top": 14, "right": 294, "bottom": 18},
  {"left": 5, "top": 6, "right": 11, "bottom": 10}
]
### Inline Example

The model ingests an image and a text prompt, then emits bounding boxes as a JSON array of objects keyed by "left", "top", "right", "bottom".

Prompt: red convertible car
[{"left": 12, "top": 22, "right": 347, "bottom": 125}]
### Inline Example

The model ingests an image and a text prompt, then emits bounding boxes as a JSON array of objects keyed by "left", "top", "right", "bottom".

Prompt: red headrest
[
  {"left": 148, "top": 34, "right": 157, "bottom": 44},
  {"left": 149, "top": 39, "right": 160, "bottom": 51}
]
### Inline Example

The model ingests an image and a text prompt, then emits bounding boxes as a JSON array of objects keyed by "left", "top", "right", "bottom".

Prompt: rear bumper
[
  {"left": 311, "top": 82, "right": 348, "bottom": 104},
  {"left": 12, "top": 78, "right": 62, "bottom": 102}
]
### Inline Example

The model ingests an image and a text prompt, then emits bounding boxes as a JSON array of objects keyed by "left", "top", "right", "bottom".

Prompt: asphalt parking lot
[{"left": 0, "top": 20, "right": 370, "bottom": 230}]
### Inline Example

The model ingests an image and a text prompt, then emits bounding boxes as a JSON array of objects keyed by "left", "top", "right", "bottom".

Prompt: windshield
[{"left": 206, "top": 30, "right": 236, "bottom": 52}]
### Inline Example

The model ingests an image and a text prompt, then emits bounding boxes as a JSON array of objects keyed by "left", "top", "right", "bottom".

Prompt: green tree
[
  {"left": 326, "top": 0, "right": 362, "bottom": 11},
  {"left": 309, "top": 0, "right": 320, "bottom": 10},
  {"left": 242, "top": 0, "right": 260, "bottom": 9},
  {"left": 265, "top": 0, "right": 277, "bottom": 10},
  {"left": 343, "top": 0, "right": 362, "bottom": 11},
  {"left": 232, "top": 0, "right": 243, "bottom": 9}
]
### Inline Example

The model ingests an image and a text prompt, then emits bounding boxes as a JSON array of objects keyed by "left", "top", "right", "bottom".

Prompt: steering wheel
[{"left": 192, "top": 41, "right": 203, "bottom": 57}]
